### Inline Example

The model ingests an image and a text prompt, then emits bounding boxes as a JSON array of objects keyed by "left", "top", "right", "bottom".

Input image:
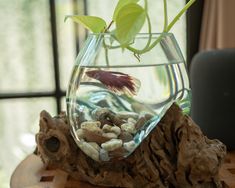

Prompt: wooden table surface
[
  {"left": 10, "top": 152, "right": 235, "bottom": 188},
  {"left": 219, "top": 151, "right": 235, "bottom": 188},
  {"left": 10, "top": 154, "right": 103, "bottom": 188}
]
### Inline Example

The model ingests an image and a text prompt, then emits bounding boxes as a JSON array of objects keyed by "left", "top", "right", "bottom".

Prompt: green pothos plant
[{"left": 65, "top": 0, "right": 195, "bottom": 59}]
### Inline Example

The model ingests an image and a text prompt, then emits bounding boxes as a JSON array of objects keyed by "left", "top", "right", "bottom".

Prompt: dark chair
[{"left": 190, "top": 49, "right": 235, "bottom": 150}]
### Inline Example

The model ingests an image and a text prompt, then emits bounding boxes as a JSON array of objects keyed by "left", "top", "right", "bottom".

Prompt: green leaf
[
  {"left": 113, "top": 0, "right": 140, "bottom": 21},
  {"left": 116, "top": 3, "right": 146, "bottom": 46},
  {"left": 64, "top": 15, "right": 107, "bottom": 33}
]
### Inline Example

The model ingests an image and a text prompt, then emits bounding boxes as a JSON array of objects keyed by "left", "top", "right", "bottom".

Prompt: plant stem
[
  {"left": 127, "top": 32, "right": 167, "bottom": 55},
  {"left": 126, "top": 0, "right": 196, "bottom": 55},
  {"left": 144, "top": 0, "right": 148, "bottom": 10},
  {"left": 144, "top": 13, "right": 152, "bottom": 49},
  {"left": 105, "top": 20, "right": 114, "bottom": 32},
  {"left": 163, "top": 0, "right": 168, "bottom": 32},
  {"left": 166, "top": 0, "right": 196, "bottom": 32},
  {"left": 103, "top": 40, "right": 110, "bottom": 67},
  {"left": 102, "top": 20, "right": 115, "bottom": 66},
  {"left": 102, "top": 0, "right": 195, "bottom": 62}
]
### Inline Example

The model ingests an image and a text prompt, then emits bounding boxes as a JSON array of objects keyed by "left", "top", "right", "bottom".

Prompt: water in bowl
[{"left": 66, "top": 61, "right": 190, "bottom": 162}]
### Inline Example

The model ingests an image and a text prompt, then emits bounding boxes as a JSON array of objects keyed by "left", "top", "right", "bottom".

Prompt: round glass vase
[{"left": 66, "top": 33, "right": 190, "bottom": 162}]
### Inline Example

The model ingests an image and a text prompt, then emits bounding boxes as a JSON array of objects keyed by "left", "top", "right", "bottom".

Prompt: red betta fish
[{"left": 85, "top": 70, "right": 141, "bottom": 97}]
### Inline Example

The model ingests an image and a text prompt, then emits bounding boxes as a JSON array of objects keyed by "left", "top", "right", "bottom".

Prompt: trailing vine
[{"left": 65, "top": 0, "right": 196, "bottom": 58}]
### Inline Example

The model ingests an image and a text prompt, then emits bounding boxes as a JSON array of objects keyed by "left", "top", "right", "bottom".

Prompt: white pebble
[
  {"left": 76, "top": 129, "right": 85, "bottom": 139},
  {"left": 123, "top": 140, "right": 136, "bottom": 152},
  {"left": 88, "top": 142, "right": 101, "bottom": 151},
  {"left": 128, "top": 117, "right": 137, "bottom": 124},
  {"left": 103, "top": 124, "right": 121, "bottom": 136},
  {"left": 116, "top": 112, "right": 139, "bottom": 120},
  {"left": 92, "top": 108, "right": 110, "bottom": 119},
  {"left": 102, "top": 132, "right": 118, "bottom": 139},
  {"left": 78, "top": 141, "right": 100, "bottom": 161},
  {"left": 102, "top": 124, "right": 112, "bottom": 132},
  {"left": 121, "top": 123, "right": 136, "bottom": 134},
  {"left": 111, "top": 126, "right": 121, "bottom": 136},
  {"left": 101, "top": 139, "right": 123, "bottom": 151},
  {"left": 81, "top": 121, "right": 102, "bottom": 134},
  {"left": 99, "top": 148, "right": 110, "bottom": 161}
]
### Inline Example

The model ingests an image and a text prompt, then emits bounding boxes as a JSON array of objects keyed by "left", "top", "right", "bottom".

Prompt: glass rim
[{"left": 88, "top": 32, "right": 174, "bottom": 38}]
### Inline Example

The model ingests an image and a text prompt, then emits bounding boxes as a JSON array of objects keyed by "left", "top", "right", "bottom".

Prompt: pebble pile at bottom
[{"left": 75, "top": 107, "right": 153, "bottom": 162}]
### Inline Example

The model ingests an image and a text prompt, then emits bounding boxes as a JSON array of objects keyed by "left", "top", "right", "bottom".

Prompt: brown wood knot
[
  {"left": 40, "top": 175, "right": 54, "bottom": 182},
  {"left": 45, "top": 136, "right": 60, "bottom": 152}
]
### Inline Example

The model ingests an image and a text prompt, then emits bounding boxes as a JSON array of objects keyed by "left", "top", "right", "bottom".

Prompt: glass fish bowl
[{"left": 66, "top": 33, "right": 190, "bottom": 162}]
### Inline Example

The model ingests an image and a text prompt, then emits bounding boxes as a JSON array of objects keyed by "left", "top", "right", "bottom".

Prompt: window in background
[
  {"left": 0, "top": 0, "right": 86, "bottom": 186},
  {"left": 0, "top": 0, "right": 186, "bottom": 187}
]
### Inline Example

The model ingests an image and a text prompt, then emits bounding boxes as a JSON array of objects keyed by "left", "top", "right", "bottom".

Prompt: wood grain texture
[
  {"left": 219, "top": 151, "right": 235, "bottom": 188},
  {"left": 10, "top": 154, "right": 102, "bottom": 188}
]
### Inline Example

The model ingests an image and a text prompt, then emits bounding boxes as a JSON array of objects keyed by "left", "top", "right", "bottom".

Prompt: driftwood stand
[{"left": 11, "top": 104, "right": 228, "bottom": 187}]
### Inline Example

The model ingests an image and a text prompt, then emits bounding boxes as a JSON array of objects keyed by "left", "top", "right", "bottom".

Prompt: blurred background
[{"left": 0, "top": 0, "right": 186, "bottom": 187}]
